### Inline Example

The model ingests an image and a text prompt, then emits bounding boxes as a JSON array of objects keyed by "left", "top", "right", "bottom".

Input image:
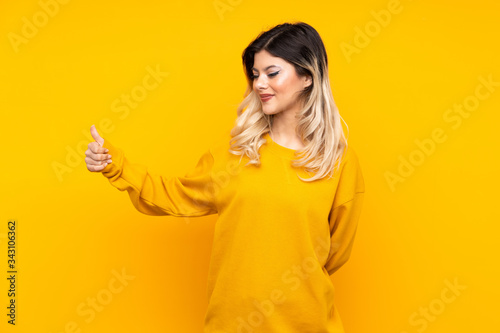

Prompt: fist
[{"left": 85, "top": 124, "right": 112, "bottom": 172}]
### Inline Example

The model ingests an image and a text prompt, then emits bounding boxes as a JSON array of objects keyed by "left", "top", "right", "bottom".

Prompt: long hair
[{"left": 229, "top": 21, "right": 349, "bottom": 182}]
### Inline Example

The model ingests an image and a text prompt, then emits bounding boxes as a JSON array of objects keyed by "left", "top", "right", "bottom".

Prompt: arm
[
  {"left": 100, "top": 139, "right": 218, "bottom": 217},
  {"left": 324, "top": 146, "right": 365, "bottom": 276},
  {"left": 324, "top": 192, "right": 365, "bottom": 276}
]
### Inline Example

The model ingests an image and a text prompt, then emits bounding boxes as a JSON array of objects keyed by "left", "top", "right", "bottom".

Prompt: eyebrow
[{"left": 251, "top": 65, "right": 280, "bottom": 72}]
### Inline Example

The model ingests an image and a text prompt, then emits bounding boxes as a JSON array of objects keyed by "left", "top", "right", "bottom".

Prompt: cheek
[{"left": 272, "top": 77, "right": 288, "bottom": 94}]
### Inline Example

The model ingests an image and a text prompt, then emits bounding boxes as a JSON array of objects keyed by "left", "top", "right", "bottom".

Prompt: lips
[{"left": 260, "top": 94, "right": 274, "bottom": 101}]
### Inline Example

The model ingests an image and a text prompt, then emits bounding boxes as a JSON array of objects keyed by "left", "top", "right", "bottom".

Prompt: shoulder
[
  {"left": 338, "top": 145, "right": 363, "bottom": 173},
  {"left": 341, "top": 144, "right": 360, "bottom": 165},
  {"left": 336, "top": 144, "right": 365, "bottom": 194}
]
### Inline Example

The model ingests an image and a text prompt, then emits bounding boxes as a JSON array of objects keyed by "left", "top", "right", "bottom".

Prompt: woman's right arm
[
  {"left": 85, "top": 125, "right": 218, "bottom": 217},
  {"left": 100, "top": 139, "right": 218, "bottom": 217}
]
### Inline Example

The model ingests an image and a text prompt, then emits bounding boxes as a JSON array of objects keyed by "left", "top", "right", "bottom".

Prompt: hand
[{"left": 85, "top": 124, "right": 112, "bottom": 172}]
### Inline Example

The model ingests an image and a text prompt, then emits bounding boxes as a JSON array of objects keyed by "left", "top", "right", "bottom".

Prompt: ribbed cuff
[{"left": 101, "top": 139, "right": 125, "bottom": 181}]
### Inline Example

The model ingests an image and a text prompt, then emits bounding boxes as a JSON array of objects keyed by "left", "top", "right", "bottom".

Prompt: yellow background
[{"left": 1, "top": 0, "right": 499, "bottom": 332}]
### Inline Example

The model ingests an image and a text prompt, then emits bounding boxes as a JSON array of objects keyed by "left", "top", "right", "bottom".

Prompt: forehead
[{"left": 252, "top": 50, "right": 287, "bottom": 70}]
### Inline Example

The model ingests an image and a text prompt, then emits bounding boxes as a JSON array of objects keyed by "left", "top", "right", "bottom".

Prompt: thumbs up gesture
[{"left": 85, "top": 125, "right": 112, "bottom": 172}]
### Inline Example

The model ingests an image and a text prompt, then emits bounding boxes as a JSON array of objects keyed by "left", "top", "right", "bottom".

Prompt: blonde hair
[{"left": 228, "top": 22, "right": 349, "bottom": 182}]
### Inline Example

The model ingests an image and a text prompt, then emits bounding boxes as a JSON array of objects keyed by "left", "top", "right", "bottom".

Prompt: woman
[{"left": 86, "top": 21, "right": 365, "bottom": 333}]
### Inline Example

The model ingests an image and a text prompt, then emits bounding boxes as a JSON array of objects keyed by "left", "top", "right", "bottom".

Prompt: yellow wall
[{"left": 1, "top": 0, "right": 498, "bottom": 332}]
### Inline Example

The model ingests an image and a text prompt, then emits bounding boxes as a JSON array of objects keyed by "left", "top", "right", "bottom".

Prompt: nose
[{"left": 254, "top": 75, "right": 267, "bottom": 90}]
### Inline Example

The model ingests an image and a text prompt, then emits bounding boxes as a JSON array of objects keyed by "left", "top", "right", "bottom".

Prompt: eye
[{"left": 251, "top": 71, "right": 280, "bottom": 80}]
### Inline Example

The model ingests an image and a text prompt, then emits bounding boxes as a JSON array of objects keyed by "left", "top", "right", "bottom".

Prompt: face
[{"left": 252, "top": 49, "right": 311, "bottom": 117}]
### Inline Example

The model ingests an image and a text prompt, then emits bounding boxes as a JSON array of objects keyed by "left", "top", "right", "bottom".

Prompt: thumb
[{"left": 90, "top": 124, "right": 104, "bottom": 146}]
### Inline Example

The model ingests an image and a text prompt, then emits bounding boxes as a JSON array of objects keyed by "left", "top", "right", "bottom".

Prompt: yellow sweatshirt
[{"left": 100, "top": 132, "right": 365, "bottom": 332}]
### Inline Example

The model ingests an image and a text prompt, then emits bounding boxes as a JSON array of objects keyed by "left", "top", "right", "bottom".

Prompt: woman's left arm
[{"left": 324, "top": 146, "right": 366, "bottom": 276}]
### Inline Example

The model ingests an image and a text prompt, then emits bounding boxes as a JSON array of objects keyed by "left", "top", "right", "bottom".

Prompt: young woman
[{"left": 86, "top": 21, "right": 365, "bottom": 333}]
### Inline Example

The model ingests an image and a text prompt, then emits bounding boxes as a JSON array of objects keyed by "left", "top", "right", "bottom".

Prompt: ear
[{"left": 304, "top": 74, "right": 312, "bottom": 88}]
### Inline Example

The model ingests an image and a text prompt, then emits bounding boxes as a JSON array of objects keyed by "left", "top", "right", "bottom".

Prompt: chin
[
  {"left": 262, "top": 106, "right": 279, "bottom": 115},
  {"left": 262, "top": 109, "right": 278, "bottom": 116}
]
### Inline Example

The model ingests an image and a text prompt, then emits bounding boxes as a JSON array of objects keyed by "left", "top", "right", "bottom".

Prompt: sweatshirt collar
[{"left": 263, "top": 132, "right": 297, "bottom": 159}]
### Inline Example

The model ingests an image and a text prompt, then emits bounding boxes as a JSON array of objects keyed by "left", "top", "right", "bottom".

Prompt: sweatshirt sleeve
[
  {"left": 99, "top": 139, "right": 218, "bottom": 217},
  {"left": 324, "top": 146, "right": 365, "bottom": 276}
]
